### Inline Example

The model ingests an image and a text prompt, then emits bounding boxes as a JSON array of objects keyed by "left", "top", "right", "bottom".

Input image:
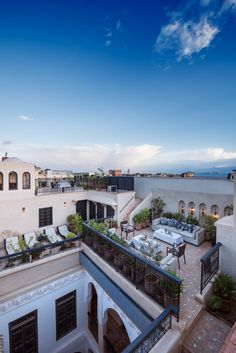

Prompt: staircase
[
  {"left": 123, "top": 197, "right": 142, "bottom": 222},
  {"left": 182, "top": 311, "right": 231, "bottom": 353}
]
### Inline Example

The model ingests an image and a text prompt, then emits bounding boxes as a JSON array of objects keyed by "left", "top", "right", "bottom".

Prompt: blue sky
[{"left": 0, "top": 0, "right": 236, "bottom": 172}]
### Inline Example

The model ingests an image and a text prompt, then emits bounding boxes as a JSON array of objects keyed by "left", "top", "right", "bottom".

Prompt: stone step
[{"left": 182, "top": 311, "right": 231, "bottom": 353}]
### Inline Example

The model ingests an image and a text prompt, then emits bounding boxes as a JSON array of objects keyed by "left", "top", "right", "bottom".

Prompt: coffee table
[{"left": 153, "top": 228, "right": 183, "bottom": 245}]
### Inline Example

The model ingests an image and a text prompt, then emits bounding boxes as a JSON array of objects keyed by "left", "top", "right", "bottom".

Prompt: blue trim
[{"left": 80, "top": 251, "right": 152, "bottom": 331}]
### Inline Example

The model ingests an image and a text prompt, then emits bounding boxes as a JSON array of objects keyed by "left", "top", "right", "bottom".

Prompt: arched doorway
[
  {"left": 88, "top": 283, "right": 98, "bottom": 342},
  {"left": 104, "top": 308, "right": 130, "bottom": 353}
]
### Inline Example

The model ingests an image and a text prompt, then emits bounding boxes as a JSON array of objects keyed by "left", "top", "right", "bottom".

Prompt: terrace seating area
[
  {"left": 0, "top": 225, "right": 79, "bottom": 271},
  {"left": 152, "top": 217, "right": 205, "bottom": 246}
]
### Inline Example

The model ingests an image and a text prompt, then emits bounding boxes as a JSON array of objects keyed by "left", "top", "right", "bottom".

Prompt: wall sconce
[
  {"left": 64, "top": 202, "right": 67, "bottom": 207},
  {"left": 22, "top": 207, "right": 26, "bottom": 213}
]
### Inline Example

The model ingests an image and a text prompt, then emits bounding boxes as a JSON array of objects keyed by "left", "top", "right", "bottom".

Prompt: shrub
[
  {"left": 186, "top": 215, "right": 199, "bottom": 225},
  {"left": 213, "top": 273, "right": 236, "bottom": 299},
  {"left": 67, "top": 213, "right": 83, "bottom": 234}
]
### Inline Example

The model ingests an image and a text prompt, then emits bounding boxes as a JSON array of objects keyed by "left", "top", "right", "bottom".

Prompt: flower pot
[
  {"left": 205, "top": 231, "right": 212, "bottom": 241},
  {"left": 114, "top": 253, "right": 124, "bottom": 269},
  {"left": 131, "top": 266, "right": 144, "bottom": 284},
  {"left": 164, "top": 293, "right": 178, "bottom": 308},
  {"left": 85, "top": 234, "right": 93, "bottom": 247},
  {"left": 134, "top": 222, "right": 142, "bottom": 231},
  {"left": 104, "top": 247, "right": 114, "bottom": 261},
  {"left": 122, "top": 262, "right": 131, "bottom": 275},
  {"left": 92, "top": 239, "right": 100, "bottom": 251},
  {"left": 98, "top": 244, "right": 104, "bottom": 256},
  {"left": 221, "top": 298, "right": 232, "bottom": 313},
  {"left": 145, "top": 219, "right": 150, "bottom": 228},
  {"left": 155, "top": 287, "right": 164, "bottom": 305},
  {"left": 145, "top": 274, "right": 158, "bottom": 295}
]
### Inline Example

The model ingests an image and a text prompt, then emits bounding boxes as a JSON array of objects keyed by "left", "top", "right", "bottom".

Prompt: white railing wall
[{"left": 129, "top": 193, "right": 153, "bottom": 225}]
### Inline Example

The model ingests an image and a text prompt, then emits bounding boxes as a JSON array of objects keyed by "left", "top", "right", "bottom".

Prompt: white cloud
[
  {"left": 116, "top": 19, "right": 122, "bottom": 31},
  {"left": 1, "top": 144, "right": 236, "bottom": 171},
  {"left": 155, "top": 16, "right": 219, "bottom": 59},
  {"left": 104, "top": 40, "right": 112, "bottom": 47},
  {"left": 155, "top": 0, "right": 236, "bottom": 60},
  {"left": 18, "top": 115, "right": 33, "bottom": 121}
]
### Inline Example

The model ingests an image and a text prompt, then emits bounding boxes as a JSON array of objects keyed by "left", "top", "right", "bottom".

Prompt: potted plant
[
  {"left": 144, "top": 273, "right": 158, "bottom": 295},
  {"left": 141, "top": 208, "right": 151, "bottom": 228},
  {"left": 164, "top": 270, "right": 183, "bottom": 307},
  {"left": 67, "top": 213, "right": 83, "bottom": 235},
  {"left": 18, "top": 238, "right": 30, "bottom": 263},
  {"left": 66, "top": 232, "right": 77, "bottom": 248},
  {"left": 213, "top": 273, "right": 236, "bottom": 313},
  {"left": 134, "top": 213, "right": 142, "bottom": 230},
  {"left": 122, "top": 255, "right": 133, "bottom": 275},
  {"left": 114, "top": 250, "right": 124, "bottom": 269},
  {"left": 200, "top": 215, "right": 216, "bottom": 241},
  {"left": 186, "top": 215, "right": 199, "bottom": 226},
  {"left": 207, "top": 295, "right": 221, "bottom": 314},
  {"left": 152, "top": 197, "right": 165, "bottom": 218},
  {"left": 31, "top": 242, "right": 44, "bottom": 259},
  {"left": 131, "top": 262, "right": 145, "bottom": 284}
]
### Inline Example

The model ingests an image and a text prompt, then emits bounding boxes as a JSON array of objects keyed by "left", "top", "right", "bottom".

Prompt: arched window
[
  {"left": 0, "top": 172, "right": 3, "bottom": 191},
  {"left": 224, "top": 206, "right": 233, "bottom": 216},
  {"left": 188, "top": 202, "right": 195, "bottom": 215},
  {"left": 22, "top": 172, "right": 30, "bottom": 189},
  {"left": 199, "top": 203, "right": 207, "bottom": 218},
  {"left": 211, "top": 205, "right": 219, "bottom": 219},
  {"left": 9, "top": 172, "right": 18, "bottom": 190},
  {"left": 179, "top": 200, "right": 185, "bottom": 215}
]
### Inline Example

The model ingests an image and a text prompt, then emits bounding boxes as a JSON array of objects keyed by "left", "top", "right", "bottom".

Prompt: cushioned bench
[{"left": 152, "top": 218, "right": 205, "bottom": 246}]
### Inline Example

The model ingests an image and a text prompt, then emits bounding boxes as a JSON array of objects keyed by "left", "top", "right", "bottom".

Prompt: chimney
[
  {"left": 233, "top": 170, "right": 236, "bottom": 226},
  {"left": 2, "top": 152, "right": 8, "bottom": 161}
]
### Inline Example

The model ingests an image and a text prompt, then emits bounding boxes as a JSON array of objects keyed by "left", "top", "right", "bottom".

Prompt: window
[
  {"left": 9, "top": 310, "right": 38, "bottom": 353},
  {"left": 56, "top": 290, "right": 77, "bottom": 340},
  {"left": 0, "top": 172, "right": 3, "bottom": 191},
  {"left": 39, "top": 207, "right": 53, "bottom": 227},
  {"left": 188, "top": 202, "right": 195, "bottom": 215},
  {"left": 23, "top": 172, "right": 31, "bottom": 189},
  {"left": 9, "top": 172, "right": 18, "bottom": 190},
  {"left": 179, "top": 200, "right": 185, "bottom": 215}
]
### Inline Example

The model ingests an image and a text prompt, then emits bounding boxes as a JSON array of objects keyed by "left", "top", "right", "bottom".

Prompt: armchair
[{"left": 120, "top": 221, "right": 135, "bottom": 240}]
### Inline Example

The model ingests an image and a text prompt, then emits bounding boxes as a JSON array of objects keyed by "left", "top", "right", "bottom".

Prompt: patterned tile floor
[{"left": 182, "top": 311, "right": 231, "bottom": 353}]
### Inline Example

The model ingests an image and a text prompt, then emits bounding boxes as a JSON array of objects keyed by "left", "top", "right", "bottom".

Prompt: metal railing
[
  {"left": 35, "top": 186, "right": 83, "bottom": 195},
  {"left": 82, "top": 222, "right": 181, "bottom": 319},
  {"left": 0, "top": 236, "right": 81, "bottom": 271},
  {"left": 121, "top": 305, "right": 176, "bottom": 353},
  {"left": 200, "top": 242, "right": 222, "bottom": 294}
]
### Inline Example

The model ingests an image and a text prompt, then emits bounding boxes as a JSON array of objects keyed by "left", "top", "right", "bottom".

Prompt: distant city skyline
[{"left": 0, "top": 0, "right": 236, "bottom": 171}]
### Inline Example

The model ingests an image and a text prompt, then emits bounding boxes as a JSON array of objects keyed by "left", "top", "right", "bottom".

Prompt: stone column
[{"left": 86, "top": 200, "right": 90, "bottom": 221}]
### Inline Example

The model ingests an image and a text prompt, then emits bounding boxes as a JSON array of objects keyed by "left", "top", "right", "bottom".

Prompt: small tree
[
  {"left": 200, "top": 215, "right": 216, "bottom": 241},
  {"left": 152, "top": 197, "right": 165, "bottom": 218}
]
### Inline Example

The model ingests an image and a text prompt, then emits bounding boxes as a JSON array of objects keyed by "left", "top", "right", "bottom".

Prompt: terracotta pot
[
  {"left": 134, "top": 222, "right": 142, "bottom": 231},
  {"left": 164, "top": 293, "right": 178, "bottom": 308},
  {"left": 92, "top": 239, "right": 100, "bottom": 251},
  {"left": 122, "top": 262, "right": 131, "bottom": 275},
  {"left": 145, "top": 274, "right": 158, "bottom": 295},
  {"left": 114, "top": 253, "right": 124, "bottom": 269},
  {"left": 131, "top": 267, "right": 144, "bottom": 284},
  {"left": 104, "top": 247, "right": 114, "bottom": 261},
  {"left": 221, "top": 298, "right": 232, "bottom": 313},
  {"left": 85, "top": 235, "right": 93, "bottom": 246}
]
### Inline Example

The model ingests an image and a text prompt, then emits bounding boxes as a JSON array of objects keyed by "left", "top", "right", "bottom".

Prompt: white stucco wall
[
  {"left": 134, "top": 177, "right": 233, "bottom": 219},
  {"left": 216, "top": 171, "right": 236, "bottom": 280}
]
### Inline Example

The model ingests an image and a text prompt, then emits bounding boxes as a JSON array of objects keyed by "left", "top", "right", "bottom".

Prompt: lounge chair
[
  {"left": 58, "top": 224, "right": 75, "bottom": 238},
  {"left": 44, "top": 227, "right": 63, "bottom": 243},
  {"left": 23, "top": 232, "right": 41, "bottom": 249},
  {"left": 5, "top": 236, "right": 21, "bottom": 255}
]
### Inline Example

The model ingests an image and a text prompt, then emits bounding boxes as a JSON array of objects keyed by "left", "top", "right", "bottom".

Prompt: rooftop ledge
[{"left": 216, "top": 215, "right": 234, "bottom": 226}]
